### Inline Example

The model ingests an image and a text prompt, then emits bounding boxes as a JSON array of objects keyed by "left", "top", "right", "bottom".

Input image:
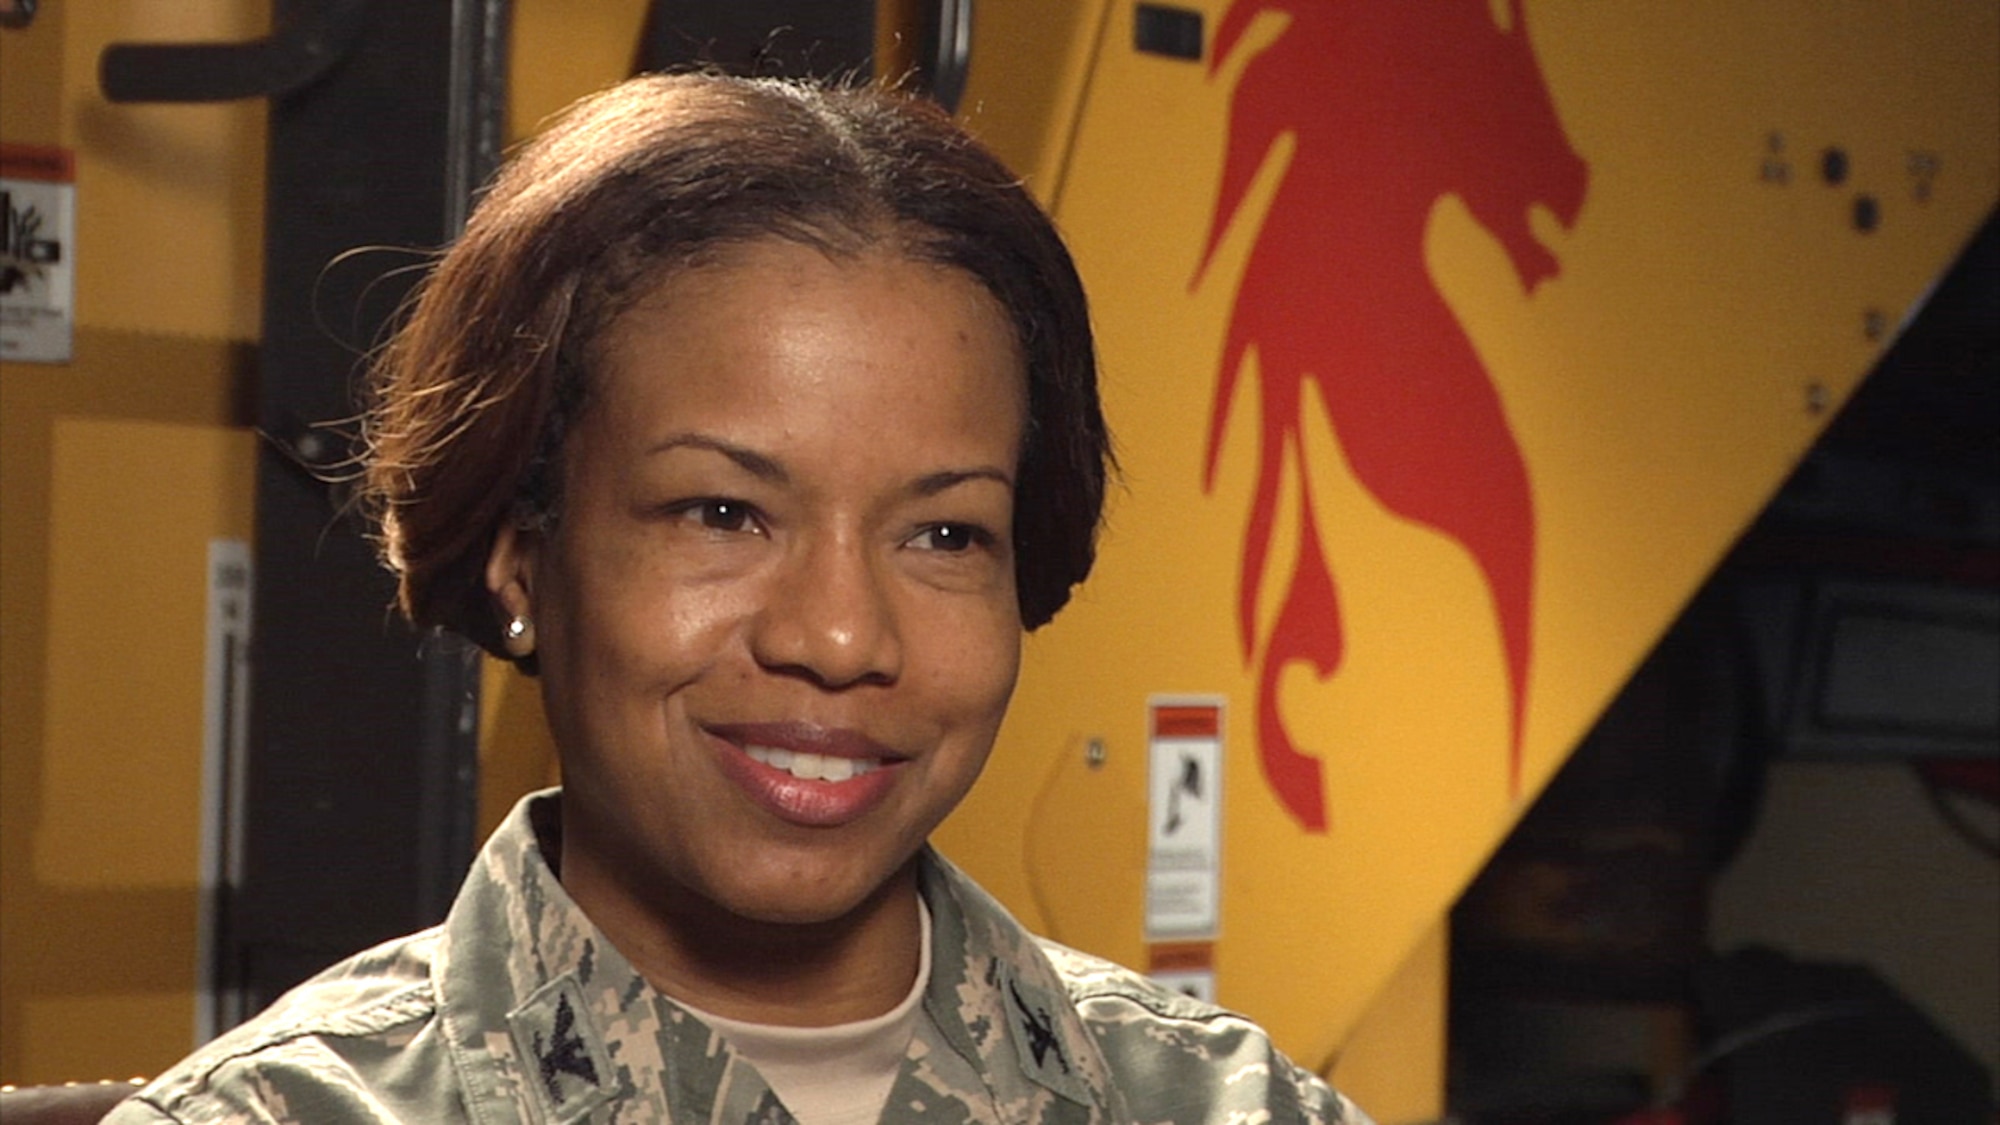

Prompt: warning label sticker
[
  {"left": 2, "top": 144, "right": 76, "bottom": 364},
  {"left": 1146, "top": 698, "right": 1224, "bottom": 940}
]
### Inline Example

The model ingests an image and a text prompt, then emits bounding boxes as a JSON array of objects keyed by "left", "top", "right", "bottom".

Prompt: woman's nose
[{"left": 749, "top": 532, "right": 903, "bottom": 689}]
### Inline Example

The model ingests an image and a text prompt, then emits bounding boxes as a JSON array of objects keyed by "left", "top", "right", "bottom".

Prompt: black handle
[
  {"left": 99, "top": 0, "right": 373, "bottom": 103},
  {"left": 927, "top": 0, "right": 973, "bottom": 113}
]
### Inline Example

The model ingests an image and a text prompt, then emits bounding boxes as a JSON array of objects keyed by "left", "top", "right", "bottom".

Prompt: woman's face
[{"left": 488, "top": 237, "right": 1026, "bottom": 930}]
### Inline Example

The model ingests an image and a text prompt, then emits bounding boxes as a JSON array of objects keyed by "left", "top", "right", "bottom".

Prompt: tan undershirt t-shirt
[{"left": 678, "top": 902, "right": 934, "bottom": 1125}]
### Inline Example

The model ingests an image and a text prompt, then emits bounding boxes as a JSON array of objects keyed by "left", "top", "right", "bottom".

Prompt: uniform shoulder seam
[
  {"left": 145, "top": 971, "right": 440, "bottom": 1115},
  {"left": 1034, "top": 936, "right": 1245, "bottom": 1025}
]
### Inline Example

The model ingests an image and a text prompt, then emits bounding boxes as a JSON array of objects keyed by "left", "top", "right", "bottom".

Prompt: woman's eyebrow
[
  {"left": 646, "top": 435, "right": 1010, "bottom": 496},
  {"left": 913, "top": 467, "right": 1015, "bottom": 497},
  {"left": 645, "top": 433, "right": 788, "bottom": 483}
]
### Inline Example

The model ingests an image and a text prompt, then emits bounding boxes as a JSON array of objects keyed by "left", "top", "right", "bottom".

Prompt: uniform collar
[
  {"left": 433, "top": 790, "right": 1127, "bottom": 1124},
  {"left": 917, "top": 852, "right": 1130, "bottom": 1123}
]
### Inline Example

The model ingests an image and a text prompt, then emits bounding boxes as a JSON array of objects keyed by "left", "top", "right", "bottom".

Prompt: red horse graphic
[{"left": 1197, "top": 0, "right": 1587, "bottom": 831}]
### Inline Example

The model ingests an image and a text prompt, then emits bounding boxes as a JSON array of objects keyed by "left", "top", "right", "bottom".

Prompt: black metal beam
[{"left": 231, "top": 0, "right": 507, "bottom": 1020}]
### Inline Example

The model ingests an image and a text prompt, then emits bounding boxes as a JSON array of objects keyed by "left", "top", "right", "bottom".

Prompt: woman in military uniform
[{"left": 108, "top": 73, "right": 1369, "bottom": 1125}]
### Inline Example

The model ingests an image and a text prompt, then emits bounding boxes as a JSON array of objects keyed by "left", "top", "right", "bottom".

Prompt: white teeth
[{"left": 744, "top": 745, "right": 879, "bottom": 782}]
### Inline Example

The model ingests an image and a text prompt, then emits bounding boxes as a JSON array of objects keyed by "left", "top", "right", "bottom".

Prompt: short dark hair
[{"left": 360, "top": 73, "right": 1109, "bottom": 661}]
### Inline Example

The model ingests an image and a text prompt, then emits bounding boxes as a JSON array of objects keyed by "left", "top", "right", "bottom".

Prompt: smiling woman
[
  {"left": 102, "top": 74, "right": 1370, "bottom": 1125},
  {"left": 491, "top": 242, "right": 1028, "bottom": 1021}
]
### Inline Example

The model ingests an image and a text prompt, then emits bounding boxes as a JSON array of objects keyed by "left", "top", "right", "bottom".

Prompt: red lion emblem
[{"left": 1197, "top": 0, "right": 1588, "bottom": 831}]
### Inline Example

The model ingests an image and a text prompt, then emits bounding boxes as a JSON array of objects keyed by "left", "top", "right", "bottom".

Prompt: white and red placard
[
  {"left": 1146, "top": 698, "right": 1224, "bottom": 941},
  {"left": 1, "top": 144, "right": 76, "bottom": 363}
]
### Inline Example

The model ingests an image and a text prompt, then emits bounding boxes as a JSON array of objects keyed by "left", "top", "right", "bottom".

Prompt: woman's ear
[{"left": 487, "top": 521, "right": 543, "bottom": 659}]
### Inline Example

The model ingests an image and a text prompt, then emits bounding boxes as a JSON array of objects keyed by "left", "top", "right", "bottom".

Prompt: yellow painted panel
[
  {"left": 956, "top": 0, "right": 1112, "bottom": 203},
  {"left": 21, "top": 992, "right": 195, "bottom": 1084},
  {"left": 1329, "top": 921, "right": 1447, "bottom": 1125},
  {"left": 27, "top": 5, "right": 269, "bottom": 341},
  {"left": 938, "top": 0, "right": 2000, "bottom": 1079},
  {"left": 2, "top": 355, "right": 254, "bottom": 1080},
  {"left": 478, "top": 661, "right": 561, "bottom": 840},
  {"left": 2, "top": 327, "right": 254, "bottom": 1082},
  {"left": 38, "top": 419, "right": 254, "bottom": 886},
  {"left": 509, "top": 0, "right": 652, "bottom": 141},
  {"left": 0, "top": 0, "right": 66, "bottom": 146}
]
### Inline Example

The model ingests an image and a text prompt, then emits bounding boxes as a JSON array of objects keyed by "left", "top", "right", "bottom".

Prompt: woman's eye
[
  {"left": 672, "top": 499, "right": 760, "bottom": 534},
  {"left": 912, "top": 523, "right": 988, "bottom": 553}
]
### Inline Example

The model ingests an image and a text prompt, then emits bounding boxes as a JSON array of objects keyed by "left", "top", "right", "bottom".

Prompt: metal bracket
[{"left": 99, "top": 0, "right": 373, "bottom": 103}]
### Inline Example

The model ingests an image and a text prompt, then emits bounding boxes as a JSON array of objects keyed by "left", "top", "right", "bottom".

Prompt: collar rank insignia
[
  {"left": 1008, "top": 977, "right": 1070, "bottom": 1075},
  {"left": 508, "top": 975, "right": 615, "bottom": 1121},
  {"left": 1000, "top": 971, "right": 1097, "bottom": 1109},
  {"left": 537, "top": 991, "right": 598, "bottom": 1101}
]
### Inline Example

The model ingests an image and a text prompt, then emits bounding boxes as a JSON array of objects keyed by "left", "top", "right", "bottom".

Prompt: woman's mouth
[
  {"left": 707, "top": 723, "right": 903, "bottom": 827},
  {"left": 742, "top": 744, "right": 882, "bottom": 782}
]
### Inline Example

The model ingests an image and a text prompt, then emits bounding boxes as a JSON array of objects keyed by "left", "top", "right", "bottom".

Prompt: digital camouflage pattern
[{"left": 106, "top": 792, "right": 1369, "bottom": 1125}]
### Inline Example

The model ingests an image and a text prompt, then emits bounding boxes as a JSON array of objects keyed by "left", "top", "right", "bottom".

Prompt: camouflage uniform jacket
[{"left": 108, "top": 791, "right": 1368, "bottom": 1125}]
